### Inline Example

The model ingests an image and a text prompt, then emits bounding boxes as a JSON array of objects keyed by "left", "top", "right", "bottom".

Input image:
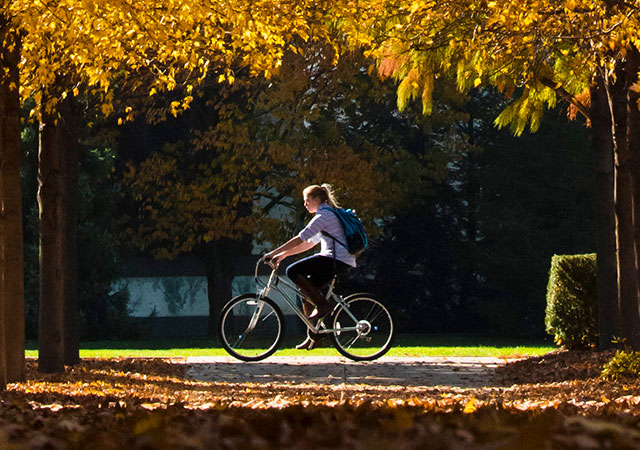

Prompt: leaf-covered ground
[{"left": 1, "top": 351, "right": 640, "bottom": 448}]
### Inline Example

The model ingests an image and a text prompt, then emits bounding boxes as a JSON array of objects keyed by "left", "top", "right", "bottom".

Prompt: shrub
[
  {"left": 545, "top": 253, "right": 597, "bottom": 349},
  {"left": 601, "top": 348, "right": 640, "bottom": 381}
]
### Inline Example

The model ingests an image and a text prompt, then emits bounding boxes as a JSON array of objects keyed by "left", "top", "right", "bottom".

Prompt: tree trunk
[
  {"left": 38, "top": 90, "right": 81, "bottom": 372},
  {"left": 460, "top": 116, "right": 478, "bottom": 315},
  {"left": 204, "top": 260, "right": 234, "bottom": 339},
  {"left": 2, "top": 31, "right": 24, "bottom": 382},
  {"left": 38, "top": 106, "right": 65, "bottom": 373},
  {"left": 0, "top": 26, "right": 24, "bottom": 386},
  {"left": 591, "top": 76, "right": 619, "bottom": 348},
  {"left": 198, "top": 241, "right": 236, "bottom": 339},
  {"left": 627, "top": 50, "right": 640, "bottom": 317},
  {"left": 604, "top": 54, "right": 640, "bottom": 349},
  {"left": 633, "top": 144, "right": 640, "bottom": 315},
  {"left": 60, "top": 96, "right": 80, "bottom": 366},
  {"left": 0, "top": 166, "right": 6, "bottom": 389},
  {"left": 196, "top": 237, "right": 251, "bottom": 339},
  {"left": 0, "top": 112, "right": 6, "bottom": 388}
]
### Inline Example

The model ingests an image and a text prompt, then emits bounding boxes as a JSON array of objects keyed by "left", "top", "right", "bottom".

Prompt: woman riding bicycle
[{"left": 263, "top": 184, "right": 355, "bottom": 350}]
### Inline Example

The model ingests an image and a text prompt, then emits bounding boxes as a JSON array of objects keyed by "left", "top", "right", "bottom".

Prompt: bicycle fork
[{"left": 246, "top": 301, "right": 266, "bottom": 332}]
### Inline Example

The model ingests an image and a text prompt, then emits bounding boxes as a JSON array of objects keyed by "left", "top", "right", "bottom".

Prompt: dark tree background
[
  {"left": 19, "top": 56, "right": 594, "bottom": 340},
  {"left": 353, "top": 89, "right": 594, "bottom": 336},
  {"left": 22, "top": 112, "right": 133, "bottom": 341}
]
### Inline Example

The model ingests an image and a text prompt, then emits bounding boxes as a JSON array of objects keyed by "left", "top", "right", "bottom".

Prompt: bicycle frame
[{"left": 254, "top": 260, "right": 360, "bottom": 335}]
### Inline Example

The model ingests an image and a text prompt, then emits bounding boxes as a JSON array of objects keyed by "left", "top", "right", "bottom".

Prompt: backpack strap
[
  {"left": 322, "top": 208, "right": 349, "bottom": 250},
  {"left": 321, "top": 230, "right": 348, "bottom": 250}
]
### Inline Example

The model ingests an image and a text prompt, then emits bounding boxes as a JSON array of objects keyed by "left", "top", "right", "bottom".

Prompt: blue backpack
[{"left": 322, "top": 208, "right": 368, "bottom": 256}]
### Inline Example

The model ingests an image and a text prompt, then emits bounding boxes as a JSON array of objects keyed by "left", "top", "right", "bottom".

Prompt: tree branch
[{"left": 539, "top": 77, "right": 591, "bottom": 120}]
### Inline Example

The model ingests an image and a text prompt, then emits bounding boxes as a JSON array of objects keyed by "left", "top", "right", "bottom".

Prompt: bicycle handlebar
[{"left": 254, "top": 257, "right": 277, "bottom": 287}]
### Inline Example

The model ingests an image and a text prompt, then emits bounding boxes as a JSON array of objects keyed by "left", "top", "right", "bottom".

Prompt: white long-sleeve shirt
[{"left": 298, "top": 204, "right": 356, "bottom": 267}]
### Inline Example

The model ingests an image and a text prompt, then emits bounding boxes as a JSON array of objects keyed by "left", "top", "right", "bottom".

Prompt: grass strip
[{"left": 25, "top": 334, "right": 554, "bottom": 358}]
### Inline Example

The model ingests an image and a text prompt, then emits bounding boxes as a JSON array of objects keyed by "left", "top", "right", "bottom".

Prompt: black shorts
[{"left": 286, "top": 254, "right": 350, "bottom": 289}]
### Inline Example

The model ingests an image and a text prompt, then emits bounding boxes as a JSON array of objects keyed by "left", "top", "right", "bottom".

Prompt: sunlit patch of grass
[
  {"left": 385, "top": 346, "right": 553, "bottom": 358},
  {"left": 25, "top": 334, "right": 554, "bottom": 359}
]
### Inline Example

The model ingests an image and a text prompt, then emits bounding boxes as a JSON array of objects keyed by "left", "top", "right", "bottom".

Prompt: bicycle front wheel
[
  {"left": 330, "top": 294, "right": 394, "bottom": 361},
  {"left": 219, "top": 294, "right": 284, "bottom": 362}
]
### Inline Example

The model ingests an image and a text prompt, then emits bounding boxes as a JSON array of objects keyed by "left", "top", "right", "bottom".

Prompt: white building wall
[{"left": 118, "top": 275, "right": 299, "bottom": 318}]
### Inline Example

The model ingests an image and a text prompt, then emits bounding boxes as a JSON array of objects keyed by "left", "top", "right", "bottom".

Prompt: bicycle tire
[
  {"left": 330, "top": 294, "right": 394, "bottom": 361},
  {"left": 219, "top": 294, "right": 284, "bottom": 362}
]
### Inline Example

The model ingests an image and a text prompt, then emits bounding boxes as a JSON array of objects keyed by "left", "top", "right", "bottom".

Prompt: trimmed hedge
[{"left": 545, "top": 253, "right": 597, "bottom": 349}]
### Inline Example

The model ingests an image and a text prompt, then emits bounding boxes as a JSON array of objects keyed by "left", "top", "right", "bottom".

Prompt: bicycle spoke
[
  {"left": 343, "top": 332, "right": 361, "bottom": 350},
  {"left": 261, "top": 310, "right": 275, "bottom": 322},
  {"left": 363, "top": 303, "right": 382, "bottom": 323},
  {"left": 367, "top": 306, "right": 386, "bottom": 324},
  {"left": 330, "top": 296, "right": 394, "bottom": 361},
  {"left": 220, "top": 295, "right": 284, "bottom": 361},
  {"left": 232, "top": 333, "right": 247, "bottom": 349}
]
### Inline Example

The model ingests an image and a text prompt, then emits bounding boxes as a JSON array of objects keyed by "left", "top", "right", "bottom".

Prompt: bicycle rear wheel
[
  {"left": 219, "top": 294, "right": 284, "bottom": 361},
  {"left": 330, "top": 294, "right": 394, "bottom": 361}
]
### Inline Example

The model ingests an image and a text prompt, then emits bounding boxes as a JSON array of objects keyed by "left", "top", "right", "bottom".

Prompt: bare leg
[{"left": 295, "top": 300, "right": 318, "bottom": 349}]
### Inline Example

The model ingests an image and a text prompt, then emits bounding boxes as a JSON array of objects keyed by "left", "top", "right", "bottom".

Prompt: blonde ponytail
[
  {"left": 321, "top": 183, "right": 340, "bottom": 208},
  {"left": 303, "top": 183, "right": 340, "bottom": 208}
]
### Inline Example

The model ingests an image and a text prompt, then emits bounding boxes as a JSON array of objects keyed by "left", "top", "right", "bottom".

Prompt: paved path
[{"left": 185, "top": 356, "right": 509, "bottom": 388}]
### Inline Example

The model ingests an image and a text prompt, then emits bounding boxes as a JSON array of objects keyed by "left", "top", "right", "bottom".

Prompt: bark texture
[
  {"left": 595, "top": 49, "right": 640, "bottom": 349},
  {"left": 0, "top": 27, "right": 24, "bottom": 383},
  {"left": 38, "top": 108, "right": 66, "bottom": 373}
]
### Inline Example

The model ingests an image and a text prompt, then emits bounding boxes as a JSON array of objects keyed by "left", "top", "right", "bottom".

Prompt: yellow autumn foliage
[
  {"left": 6, "top": 0, "right": 333, "bottom": 120},
  {"left": 332, "top": 0, "right": 640, "bottom": 134}
]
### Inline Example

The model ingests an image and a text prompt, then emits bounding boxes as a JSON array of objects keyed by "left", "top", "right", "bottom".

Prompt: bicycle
[{"left": 219, "top": 258, "right": 394, "bottom": 362}]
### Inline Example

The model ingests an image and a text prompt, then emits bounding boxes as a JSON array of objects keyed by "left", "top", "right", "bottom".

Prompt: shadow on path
[{"left": 185, "top": 356, "right": 508, "bottom": 388}]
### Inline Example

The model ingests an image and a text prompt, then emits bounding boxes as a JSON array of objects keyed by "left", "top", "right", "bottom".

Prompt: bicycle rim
[
  {"left": 331, "top": 296, "right": 394, "bottom": 361},
  {"left": 219, "top": 295, "right": 284, "bottom": 361}
]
